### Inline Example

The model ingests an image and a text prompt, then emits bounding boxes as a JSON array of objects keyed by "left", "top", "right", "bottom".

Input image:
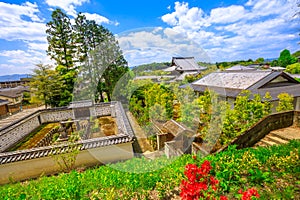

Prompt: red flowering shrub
[
  {"left": 180, "top": 160, "right": 226, "bottom": 200},
  {"left": 180, "top": 159, "right": 259, "bottom": 200},
  {"left": 239, "top": 188, "right": 260, "bottom": 200}
]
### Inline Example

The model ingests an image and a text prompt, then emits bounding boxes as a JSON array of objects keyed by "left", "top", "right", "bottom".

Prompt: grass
[{"left": 0, "top": 140, "right": 299, "bottom": 199}]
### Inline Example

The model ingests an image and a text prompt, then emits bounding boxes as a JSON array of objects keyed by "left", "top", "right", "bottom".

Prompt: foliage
[
  {"left": 30, "top": 64, "right": 64, "bottom": 108},
  {"left": 46, "top": 9, "right": 75, "bottom": 69},
  {"left": 132, "top": 62, "right": 170, "bottom": 74},
  {"left": 216, "top": 59, "right": 254, "bottom": 70},
  {"left": 129, "top": 83, "right": 174, "bottom": 125},
  {"left": 254, "top": 57, "right": 264, "bottom": 64},
  {"left": 180, "top": 160, "right": 228, "bottom": 199},
  {"left": 183, "top": 73, "right": 202, "bottom": 83},
  {"left": 1, "top": 140, "right": 299, "bottom": 199},
  {"left": 180, "top": 159, "right": 260, "bottom": 200},
  {"left": 278, "top": 49, "right": 297, "bottom": 68},
  {"left": 276, "top": 93, "right": 294, "bottom": 112},
  {"left": 214, "top": 91, "right": 272, "bottom": 145},
  {"left": 292, "top": 50, "right": 300, "bottom": 58},
  {"left": 285, "top": 62, "right": 300, "bottom": 74},
  {"left": 45, "top": 9, "right": 128, "bottom": 106}
]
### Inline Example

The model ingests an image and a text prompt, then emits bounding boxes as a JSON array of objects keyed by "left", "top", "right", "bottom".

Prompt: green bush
[{"left": 0, "top": 140, "right": 299, "bottom": 199}]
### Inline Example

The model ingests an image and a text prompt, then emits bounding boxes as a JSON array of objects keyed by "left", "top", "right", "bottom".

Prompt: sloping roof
[
  {"left": 190, "top": 71, "right": 300, "bottom": 99},
  {"left": 163, "top": 66, "right": 177, "bottom": 72},
  {"left": 69, "top": 100, "right": 94, "bottom": 108},
  {"left": 251, "top": 85, "right": 300, "bottom": 101},
  {"left": 0, "top": 86, "right": 29, "bottom": 98},
  {"left": 0, "top": 99, "right": 9, "bottom": 106},
  {"left": 152, "top": 119, "right": 193, "bottom": 136},
  {"left": 192, "top": 71, "right": 272, "bottom": 90},
  {"left": 225, "top": 65, "right": 256, "bottom": 71},
  {"left": 175, "top": 71, "right": 199, "bottom": 81},
  {"left": 172, "top": 57, "right": 206, "bottom": 72}
]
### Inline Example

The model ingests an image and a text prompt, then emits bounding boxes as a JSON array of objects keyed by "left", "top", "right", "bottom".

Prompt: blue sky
[{"left": 0, "top": 0, "right": 299, "bottom": 75}]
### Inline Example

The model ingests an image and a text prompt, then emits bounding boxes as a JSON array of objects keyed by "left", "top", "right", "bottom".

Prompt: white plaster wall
[{"left": 0, "top": 142, "right": 133, "bottom": 184}]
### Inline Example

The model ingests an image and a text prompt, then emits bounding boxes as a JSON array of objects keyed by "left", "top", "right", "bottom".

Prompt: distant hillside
[
  {"left": 0, "top": 74, "right": 31, "bottom": 82},
  {"left": 132, "top": 62, "right": 170, "bottom": 73}
]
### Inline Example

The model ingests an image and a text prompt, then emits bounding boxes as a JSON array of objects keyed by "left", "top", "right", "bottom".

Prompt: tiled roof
[
  {"left": 0, "top": 99, "right": 9, "bottom": 106},
  {"left": 172, "top": 57, "right": 206, "bottom": 71},
  {"left": 189, "top": 71, "right": 300, "bottom": 99},
  {"left": 225, "top": 65, "right": 256, "bottom": 71},
  {"left": 68, "top": 100, "right": 94, "bottom": 108},
  {"left": 192, "top": 71, "right": 272, "bottom": 90},
  {"left": 0, "top": 86, "right": 29, "bottom": 98}
]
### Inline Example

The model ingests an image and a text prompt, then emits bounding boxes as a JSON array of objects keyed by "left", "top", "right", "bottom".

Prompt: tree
[
  {"left": 30, "top": 64, "right": 63, "bottom": 108},
  {"left": 73, "top": 13, "right": 110, "bottom": 63},
  {"left": 46, "top": 9, "right": 77, "bottom": 106},
  {"left": 278, "top": 49, "right": 297, "bottom": 68},
  {"left": 276, "top": 93, "right": 294, "bottom": 112},
  {"left": 285, "top": 63, "right": 300, "bottom": 74},
  {"left": 46, "top": 9, "right": 76, "bottom": 69},
  {"left": 254, "top": 57, "right": 264, "bottom": 64},
  {"left": 75, "top": 33, "right": 128, "bottom": 102}
]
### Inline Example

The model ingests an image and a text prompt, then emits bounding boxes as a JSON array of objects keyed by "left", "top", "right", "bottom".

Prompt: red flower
[
  {"left": 220, "top": 196, "right": 228, "bottom": 200},
  {"left": 240, "top": 188, "right": 260, "bottom": 200},
  {"left": 199, "top": 160, "right": 212, "bottom": 176}
]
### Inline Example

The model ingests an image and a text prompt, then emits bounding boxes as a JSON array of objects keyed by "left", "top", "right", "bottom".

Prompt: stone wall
[
  {"left": 0, "top": 101, "right": 134, "bottom": 184},
  {"left": 95, "top": 102, "right": 112, "bottom": 116},
  {"left": 40, "top": 109, "right": 74, "bottom": 123},
  {"left": 0, "top": 102, "right": 132, "bottom": 153},
  {"left": 220, "top": 111, "right": 299, "bottom": 151},
  {"left": 0, "top": 113, "right": 40, "bottom": 152}
]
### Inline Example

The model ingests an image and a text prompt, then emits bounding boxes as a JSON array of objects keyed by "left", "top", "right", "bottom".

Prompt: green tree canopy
[
  {"left": 285, "top": 63, "right": 300, "bottom": 74},
  {"left": 30, "top": 64, "right": 63, "bottom": 108},
  {"left": 278, "top": 49, "right": 297, "bottom": 68}
]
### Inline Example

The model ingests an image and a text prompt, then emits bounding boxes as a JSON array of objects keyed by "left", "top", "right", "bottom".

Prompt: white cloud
[
  {"left": 0, "top": 2, "right": 46, "bottom": 41},
  {"left": 116, "top": 27, "right": 210, "bottom": 67},
  {"left": 82, "top": 12, "right": 117, "bottom": 25},
  {"left": 0, "top": 64, "right": 31, "bottom": 76},
  {"left": 161, "top": 1, "right": 299, "bottom": 62},
  {"left": 45, "top": 0, "right": 89, "bottom": 17},
  {"left": 26, "top": 42, "right": 48, "bottom": 52},
  {"left": 209, "top": 5, "right": 246, "bottom": 24},
  {"left": 0, "top": 49, "right": 50, "bottom": 66},
  {"left": 161, "top": 2, "right": 209, "bottom": 31}
]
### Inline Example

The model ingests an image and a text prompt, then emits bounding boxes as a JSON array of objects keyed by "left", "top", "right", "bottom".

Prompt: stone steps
[{"left": 255, "top": 126, "right": 300, "bottom": 147}]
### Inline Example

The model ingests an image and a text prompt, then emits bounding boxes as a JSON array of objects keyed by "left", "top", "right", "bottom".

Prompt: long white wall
[{"left": 0, "top": 142, "right": 133, "bottom": 184}]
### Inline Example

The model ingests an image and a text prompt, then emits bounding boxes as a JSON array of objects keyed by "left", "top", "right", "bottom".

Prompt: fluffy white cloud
[
  {"left": 0, "top": 2, "right": 46, "bottom": 41},
  {"left": 82, "top": 12, "right": 118, "bottom": 25},
  {"left": 0, "top": 49, "right": 51, "bottom": 66},
  {"left": 209, "top": 5, "right": 246, "bottom": 24},
  {"left": 161, "top": 2, "right": 209, "bottom": 31},
  {"left": 45, "top": 0, "right": 89, "bottom": 17},
  {"left": 161, "top": 0, "right": 299, "bottom": 62},
  {"left": 116, "top": 27, "right": 210, "bottom": 67}
]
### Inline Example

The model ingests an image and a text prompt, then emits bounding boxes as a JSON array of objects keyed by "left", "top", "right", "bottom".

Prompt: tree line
[
  {"left": 128, "top": 80, "right": 294, "bottom": 149},
  {"left": 216, "top": 49, "right": 299, "bottom": 70},
  {"left": 30, "top": 9, "right": 128, "bottom": 108}
]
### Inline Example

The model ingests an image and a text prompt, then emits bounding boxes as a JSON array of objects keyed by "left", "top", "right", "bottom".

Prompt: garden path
[
  {"left": 255, "top": 126, "right": 300, "bottom": 147},
  {"left": 0, "top": 105, "right": 45, "bottom": 129},
  {"left": 126, "top": 111, "right": 154, "bottom": 153}
]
